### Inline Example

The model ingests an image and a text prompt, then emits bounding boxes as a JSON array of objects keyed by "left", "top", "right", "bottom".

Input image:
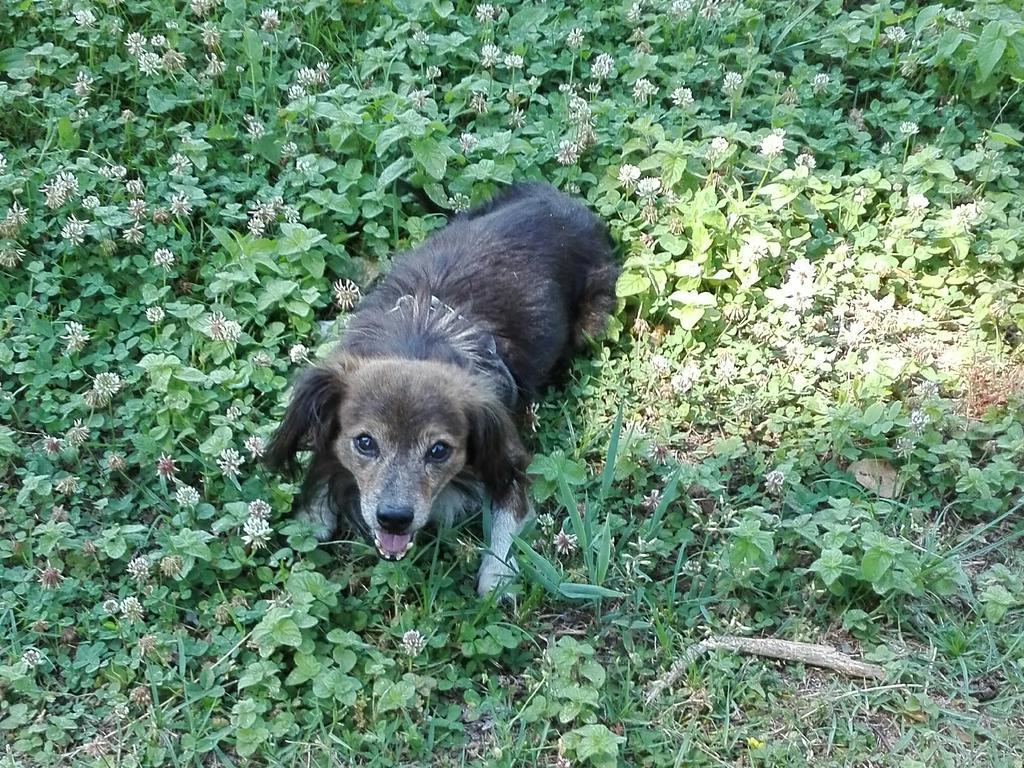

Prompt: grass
[{"left": 1, "top": 0, "right": 1024, "bottom": 766}]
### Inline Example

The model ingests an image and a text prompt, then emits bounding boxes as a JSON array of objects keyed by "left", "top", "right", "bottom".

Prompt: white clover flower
[
  {"left": 162, "top": 51, "right": 185, "bottom": 73},
  {"left": 152, "top": 247, "right": 175, "bottom": 271},
  {"left": 795, "top": 152, "right": 816, "bottom": 169},
  {"left": 909, "top": 409, "right": 929, "bottom": 434},
  {"left": 333, "top": 278, "right": 361, "bottom": 310},
  {"left": 289, "top": 343, "right": 309, "bottom": 363},
  {"left": 62, "top": 322, "right": 90, "bottom": 353},
  {"left": 503, "top": 53, "right": 524, "bottom": 70},
  {"left": 206, "top": 312, "right": 242, "bottom": 343},
  {"left": 74, "top": 70, "right": 94, "bottom": 98},
  {"left": 206, "top": 54, "right": 226, "bottom": 78},
  {"left": 459, "top": 133, "right": 478, "bottom": 153},
  {"left": 190, "top": 0, "right": 218, "bottom": 16},
  {"left": 0, "top": 246, "right": 24, "bottom": 268},
  {"left": 248, "top": 499, "right": 272, "bottom": 520},
  {"left": 766, "top": 258, "right": 816, "bottom": 316},
  {"left": 122, "top": 223, "right": 144, "bottom": 244},
  {"left": 759, "top": 129, "right": 786, "bottom": 158},
  {"left": 671, "top": 86, "right": 694, "bottom": 107},
  {"left": 175, "top": 485, "right": 200, "bottom": 508},
  {"left": 591, "top": 53, "right": 614, "bottom": 80},
  {"left": 635, "top": 177, "right": 662, "bottom": 200},
  {"left": 244, "top": 115, "right": 265, "bottom": 139},
  {"left": 260, "top": 8, "right": 280, "bottom": 31},
  {"left": 138, "top": 52, "right": 162, "bottom": 75},
  {"left": 556, "top": 139, "right": 580, "bottom": 166},
  {"left": 480, "top": 43, "right": 501, "bottom": 68},
  {"left": 66, "top": 419, "right": 89, "bottom": 446},
  {"left": 765, "top": 469, "right": 785, "bottom": 494},
  {"left": 218, "top": 447, "right": 244, "bottom": 478},
  {"left": 168, "top": 153, "right": 191, "bottom": 175},
  {"left": 475, "top": 3, "right": 496, "bottom": 23},
  {"left": 401, "top": 629, "right": 427, "bottom": 656},
  {"left": 722, "top": 71, "right": 743, "bottom": 96},
  {"left": 947, "top": 10, "right": 968, "bottom": 30},
  {"left": 952, "top": 201, "right": 981, "bottom": 230},
  {"left": 632, "top": 77, "right": 656, "bottom": 103},
  {"left": 200, "top": 21, "right": 220, "bottom": 47},
  {"left": 242, "top": 516, "right": 272, "bottom": 549},
  {"left": 245, "top": 435, "right": 266, "bottom": 459},
  {"left": 707, "top": 136, "right": 730, "bottom": 162},
  {"left": 125, "top": 33, "right": 146, "bottom": 57},
  {"left": 61, "top": 215, "right": 89, "bottom": 246},
  {"left": 670, "top": 362, "right": 701, "bottom": 394},
  {"left": 55, "top": 475, "right": 80, "bottom": 495},
  {"left": 812, "top": 73, "right": 829, "bottom": 93},
  {"left": 146, "top": 306, "right": 165, "bottom": 323},
  {"left": 22, "top": 649, "right": 44, "bottom": 668},
  {"left": 120, "top": 596, "right": 145, "bottom": 621},
  {"left": 566, "top": 28, "right": 584, "bottom": 49},
  {"left": 1, "top": 201, "right": 28, "bottom": 235},
  {"left": 169, "top": 193, "right": 192, "bottom": 217},
  {"left": 408, "top": 88, "right": 429, "bottom": 110},
  {"left": 883, "top": 25, "right": 908, "bottom": 44},
  {"left": 127, "top": 556, "right": 150, "bottom": 583},
  {"left": 74, "top": 8, "right": 97, "bottom": 27},
  {"left": 553, "top": 530, "right": 578, "bottom": 556},
  {"left": 41, "top": 170, "right": 79, "bottom": 209},
  {"left": 899, "top": 121, "right": 919, "bottom": 137},
  {"left": 91, "top": 372, "right": 123, "bottom": 404},
  {"left": 650, "top": 354, "right": 671, "bottom": 374},
  {"left": 128, "top": 198, "right": 148, "bottom": 221},
  {"left": 895, "top": 434, "right": 915, "bottom": 458},
  {"left": 670, "top": 0, "right": 696, "bottom": 16},
  {"left": 617, "top": 164, "right": 641, "bottom": 190},
  {"left": 908, "top": 193, "right": 929, "bottom": 211}
]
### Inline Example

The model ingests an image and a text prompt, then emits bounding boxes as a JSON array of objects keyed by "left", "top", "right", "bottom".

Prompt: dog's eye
[
  {"left": 353, "top": 433, "right": 378, "bottom": 457},
  {"left": 426, "top": 441, "right": 451, "bottom": 463}
]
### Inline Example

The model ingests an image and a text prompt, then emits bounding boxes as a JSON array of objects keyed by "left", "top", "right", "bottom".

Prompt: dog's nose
[{"left": 376, "top": 503, "right": 414, "bottom": 533}]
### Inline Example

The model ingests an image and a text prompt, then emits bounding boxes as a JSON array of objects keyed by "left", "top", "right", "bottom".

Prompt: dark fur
[{"left": 265, "top": 182, "right": 618, "bottom": 543}]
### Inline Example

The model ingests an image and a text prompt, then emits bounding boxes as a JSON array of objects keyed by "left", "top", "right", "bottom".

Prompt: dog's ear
[
  {"left": 264, "top": 357, "right": 354, "bottom": 476},
  {"left": 467, "top": 398, "right": 529, "bottom": 500}
]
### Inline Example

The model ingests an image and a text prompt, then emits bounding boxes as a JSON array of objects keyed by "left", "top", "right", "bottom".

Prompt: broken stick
[{"left": 646, "top": 634, "right": 885, "bottom": 704}]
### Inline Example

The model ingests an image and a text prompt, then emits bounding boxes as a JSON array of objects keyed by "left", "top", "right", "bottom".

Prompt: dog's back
[{"left": 345, "top": 183, "right": 618, "bottom": 399}]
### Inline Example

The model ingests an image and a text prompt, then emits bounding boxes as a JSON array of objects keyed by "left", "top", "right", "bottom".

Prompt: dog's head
[{"left": 265, "top": 356, "right": 526, "bottom": 559}]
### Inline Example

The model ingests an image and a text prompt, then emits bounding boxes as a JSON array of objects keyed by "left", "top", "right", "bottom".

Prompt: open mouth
[{"left": 374, "top": 531, "right": 414, "bottom": 560}]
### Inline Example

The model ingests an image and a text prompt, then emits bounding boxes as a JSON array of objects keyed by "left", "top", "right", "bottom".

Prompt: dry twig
[{"left": 646, "top": 635, "right": 885, "bottom": 704}]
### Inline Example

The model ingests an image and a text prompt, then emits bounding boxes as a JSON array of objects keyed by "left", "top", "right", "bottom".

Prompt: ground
[{"left": 1, "top": 1, "right": 1023, "bottom": 766}]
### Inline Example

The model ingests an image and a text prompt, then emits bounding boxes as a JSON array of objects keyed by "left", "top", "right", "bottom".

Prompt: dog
[{"left": 264, "top": 182, "right": 618, "bottom": 595}]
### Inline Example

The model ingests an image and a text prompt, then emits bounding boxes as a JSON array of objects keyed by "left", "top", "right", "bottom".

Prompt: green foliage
[{"left": 1, "top": 0, "right": 1023, "bottom": 765}]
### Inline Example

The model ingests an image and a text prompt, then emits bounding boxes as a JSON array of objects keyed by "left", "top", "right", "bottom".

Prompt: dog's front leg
[
  {"left": 477, "top": 481, "right": 532, "bottom": 596},
  {"left": 295, "top": 480, "right": 337, "bottom": 542}
]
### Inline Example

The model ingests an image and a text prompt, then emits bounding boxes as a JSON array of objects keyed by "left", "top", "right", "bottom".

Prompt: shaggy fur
[{"left": 265, "top": 182, "right": 618, "bottom": 595}]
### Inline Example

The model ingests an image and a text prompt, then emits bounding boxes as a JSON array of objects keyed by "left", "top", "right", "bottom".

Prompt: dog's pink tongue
[{"left": 377, "top": 532, "right": 411, "bottom": 557}]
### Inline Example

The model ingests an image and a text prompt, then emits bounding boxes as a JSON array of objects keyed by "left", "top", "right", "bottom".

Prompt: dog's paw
[{"left": 476, "top": 556, "right": 517, "bottom": 599}]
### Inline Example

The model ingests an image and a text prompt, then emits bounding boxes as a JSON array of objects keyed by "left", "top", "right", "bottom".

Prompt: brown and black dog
[{"left": 265, "top": 182, "right": 618, "bottom": 595}]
